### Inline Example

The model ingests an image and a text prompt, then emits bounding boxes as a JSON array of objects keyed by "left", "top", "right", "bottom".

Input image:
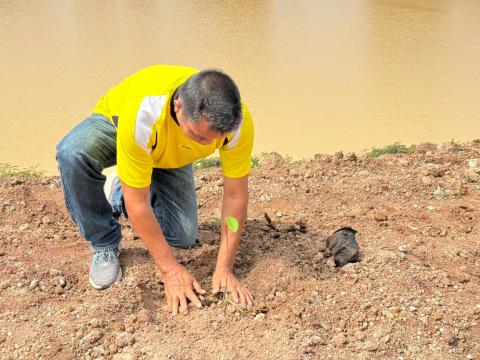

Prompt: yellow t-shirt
[{"left": 92, "top": 65, "right": 254, "bottom": 188}]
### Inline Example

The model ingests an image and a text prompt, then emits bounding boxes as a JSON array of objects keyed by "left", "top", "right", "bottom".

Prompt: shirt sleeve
[
  {"left": 116, "top": 100, "right": 154, "bottom": 188},
  {"left": 219, "top": 103, "right": 254, "bottom": 178}
]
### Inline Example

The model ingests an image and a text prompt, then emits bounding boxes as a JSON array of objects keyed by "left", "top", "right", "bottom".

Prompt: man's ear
[{"left": 173, "top": 98, "right": 181, "bottom": 113}]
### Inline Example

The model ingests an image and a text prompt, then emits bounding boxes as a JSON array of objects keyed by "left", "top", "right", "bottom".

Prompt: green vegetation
[
  {"left": 449, "top": 139, "right": 466, "bottom": 153},
  {"left": 193, "top": 157, "right": 222, "bottom": 170},
  {"left": 366, "top": 143, "right": 416, "bottom": 158},
  {"left": 193, "top": 156, "right": 260, "bottom": 170},
  {"left": 0, "top": 163, "right": 45, "bottom": 179}
]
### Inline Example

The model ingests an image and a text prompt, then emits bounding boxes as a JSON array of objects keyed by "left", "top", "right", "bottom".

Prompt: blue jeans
[{"left": 56, "top": 114, "right": 198, "bottom": 250}]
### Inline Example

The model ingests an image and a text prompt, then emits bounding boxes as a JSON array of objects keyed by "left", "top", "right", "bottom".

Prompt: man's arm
[
  {"left": 211, "top": 175, "right": 254, "bottom": 308},
  {"left": 121, "top": 182, "right": 205, "bottom": 315}
]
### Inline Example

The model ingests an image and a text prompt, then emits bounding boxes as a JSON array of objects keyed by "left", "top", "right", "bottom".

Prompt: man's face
[{"left": 173, "top": 99, "right": 223, "bottom": 145}]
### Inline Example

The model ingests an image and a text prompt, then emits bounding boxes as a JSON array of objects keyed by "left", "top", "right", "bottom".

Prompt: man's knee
[
  {"left": 171, "top": 220, "right": 198, "bottom": 249},
  {"left": 56, "top": 135, "right": 77, "bottom": 169}
]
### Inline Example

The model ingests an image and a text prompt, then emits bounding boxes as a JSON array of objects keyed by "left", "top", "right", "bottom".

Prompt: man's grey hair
[{"left": 176, "top": 69, "right": 242, "bottom": 133}]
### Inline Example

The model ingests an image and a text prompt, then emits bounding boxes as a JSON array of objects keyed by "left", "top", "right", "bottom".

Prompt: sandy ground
[{"left": 0, "top": 141, "right": 479, "bottom": 360}]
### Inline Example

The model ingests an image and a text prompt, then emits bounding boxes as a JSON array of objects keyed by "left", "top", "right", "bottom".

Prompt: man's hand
[
  {"left": 212, "top": 268, "right": 254, "bottom": 309},
  {"left": 163, "top": 265, "right": 206, "bottom": 316}
]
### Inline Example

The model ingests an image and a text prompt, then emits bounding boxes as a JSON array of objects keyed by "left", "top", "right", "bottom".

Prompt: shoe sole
[{"left": 89, "top": 267, "right": 123, "bottom": 290}]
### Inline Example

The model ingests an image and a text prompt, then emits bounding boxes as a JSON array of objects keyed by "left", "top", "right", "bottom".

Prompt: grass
[
  {"left": 366, "top": 143, "right": 416, "bottom": 158},
  {"left": 193, "top": 156, "right": 260, "bottom": 170},
  {"left": 449, "top": 139, "right": 466, "bottom": 153},
  {"left": 0, "top": 163, "right": 45, "bottom": 179}
]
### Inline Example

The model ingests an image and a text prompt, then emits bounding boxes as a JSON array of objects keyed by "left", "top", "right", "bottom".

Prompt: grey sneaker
[{"left": 89, "top": 247, "right": 122, "bottom": 289}]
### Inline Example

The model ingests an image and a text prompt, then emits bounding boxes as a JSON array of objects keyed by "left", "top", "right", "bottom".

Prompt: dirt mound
[{"left": 1, "top": 142, "right": 479, "bottom": 359}]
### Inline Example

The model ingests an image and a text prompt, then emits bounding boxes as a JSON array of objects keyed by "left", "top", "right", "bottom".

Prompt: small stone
[
  {"left": 465, "top": 169, "right": 480, "bottom": 182},
  {"left": 398, "top": 245, "right": 407, "bottom": 253},
  {"left": 373, "top": 212, "right": 388, "bottom": 222},
  {"left": 18, "top": 224, "right": 29, "bottom": 232},
  {"left": 467, "top": 158, "right": 479, "bottom": 169},
  {"left": 318, "top": 242, "right": 327, "bottom": 252},
  {"left": 442, "top": 329, "right": 457, "bottom": 346},
  {"left": 39, "top": 282, "right": 49, "bottom": 292},
  {"left": 0, "top": 335, "right": 6, "bottom": 344},
  {"left": 365, "top": 340, "right": 378, "bottom": 351},
  {"left": 433, "top": 188, "right": 447, "bottom": 200},
  {"left": 474, "top": 304, "right": 480, "bottom": 315},
  {"left": 290, "top": 304, "right": 304, "bottom": 317},
  {"left": 49, "top": 269, "right": 62, "bottom": 277},
  {"left": 432, "top": 310, "right": 443, "bottom": 321},
  {"left": 29, "top": 279, "right": 39, "bottom": 290},
  {"left": 254, "top": 313, "right": 266, "bottom": 321},
  {"left": 275, "top": 211, "right": 283, "bottom": 218},
  {"left": 55, "top": 276, "right": 66, "bottom": 287},
  {"left": 333, "top": 333, "right": 347, "bottom": 347},
  {"left": 42, "top": 216, "right": 53, "bottom": 225},
  {"left": 314, "top": 252, "right": 324, "bottom": 261},
  {"left": 54, "top": 286, "right": 64, "bottom": 295},
  {"left": 408, "top": 306, "right": 417, "bottom": 312},
  {"left": 306, "top": 335, "right": 322, "bottom": 346},
  {"left": 326, "top": 257, "right": 336, "bottom": 268},
  {"left": 90, "top": 318, "right": 101, "bottom": 328},
  {"left": 334, "top": 151, "right": 344, "bottom": 159},
  {"left": 345, "top": 152, "right": 357, "bottom": 161},
  {"left": 422, "top": 176, "right": 433, "bottom": 185},
  {"left": 137, "top": 309, "right": 153, "bottom": 323}
]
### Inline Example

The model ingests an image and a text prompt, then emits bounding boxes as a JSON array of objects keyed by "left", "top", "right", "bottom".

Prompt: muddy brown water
[{"left": 1, "top": 0, "right": 479, "bottom": 174}]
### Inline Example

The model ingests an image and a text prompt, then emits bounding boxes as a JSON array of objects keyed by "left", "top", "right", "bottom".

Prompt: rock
[
  {"left": 290, "top": 304, "right": 304, "bottom": 317},
  {"left": 373, "top": 212, "right": 388, "bottom": 222},
  {"left": 345, "top": 152, "right": 357, "bottom": 161},
  {"left": 465, "top": 169, "right": 480, "bottom": 182},
  {"left": 18, "top": 224, "right": 29, "bottom": 231},
  {"left": 398, "top": 245, "right": 407, "bottom": 253},
  {"left": 254, "top": 313, "right": 266, "bottom": 321},
  {"left": 29, "top": 279, "right": 39, "bottom": 290},
  {"left": 474, "top": 304, "right": 480, "bottom": 315},
  {"left": 365, "top": 340, "right": 378, "bottom": 351},
  {"left": 433, "top": 188, "right": 447, "bottom": 200},
  {"left": 259, "top": 194, "right": 272, "bottom": 202},
  {"left": 317, "top": 242, "right": 327, "bottom": 252},
  {"left": 116, "top": 332, "right": 135, "bottom": 348},
  {"left": 306, "top": 335, "right": 322, "bottom": 346},
  {"left": 432, "top": 310, "right": 443, "bottom": 321},
  {"left": 326, "top": 257, "right": 336, "bottom": 268},
  {"left": 314, "top": 252, "right": 324, "bottom": 262},
  {"left": 55, "top": 276, "right": 66, "bottom": 287},
  {"left": 333, "top": 333, "right": 347, "bottom": 347},
  {"left": 84, "top": 330, "right": 103, "bottom": 346},
  {"left": 422, "top": 176, "right": 433, "bottom": 185},
  {"left": 39, "top": 282, "right": 49, "bottom": 292},
  {"left": 467, "top": 158, "right": 479, "bottom": 169},
  {"left": 137, "top": 309, "right": 153, "bottom": 323},
  {"left": 442, "top": 329, "right": 457, "bottom": 346},
  {"left": 42, "top": 216, "right": 53, "bottom": 225},
  {"left": 49, "top": 269, "right": 62, "bottom": 277},
  {"left": 326, "top": 227, "right": 360, "bottom": 266},
  {"left": 334, "top": 151, "right": 344, "bottom": 159}
]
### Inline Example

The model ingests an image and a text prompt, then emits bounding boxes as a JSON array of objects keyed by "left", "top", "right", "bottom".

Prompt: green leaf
[{"left": 225, "top": 216, "right": 239, "bottom": 233}]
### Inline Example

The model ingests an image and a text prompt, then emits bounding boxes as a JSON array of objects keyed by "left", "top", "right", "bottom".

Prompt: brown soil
[{"left": 1, "top": 141, "right": 480, "bottom": 360}]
